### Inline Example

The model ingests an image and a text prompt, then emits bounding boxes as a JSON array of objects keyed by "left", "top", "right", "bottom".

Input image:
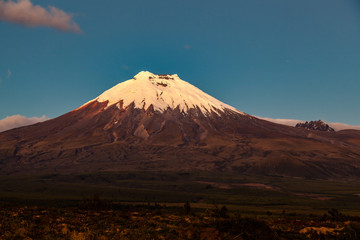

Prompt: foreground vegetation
[
  {"left": 1, "top": 171, "right": 360, "bottom": 239},
  {"left": 1, "top": 200, "right": 360, "bottom": 240}
]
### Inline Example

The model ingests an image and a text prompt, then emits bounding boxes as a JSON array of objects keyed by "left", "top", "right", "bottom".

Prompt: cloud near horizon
[
  {"left": 257, "top": 116, "right": 360, "bottom": 131},
  {"left": 0, "top": 115, "right": 49, "bottom": 132},
  {"left": 257, "top": 117, "right": 303, "bottom": 127},
  {"left": 0, "top": 0, "right": 81, "bottom": 33},
  {"left": 327, "top": 122, "right": 360, "bottom": 131}
]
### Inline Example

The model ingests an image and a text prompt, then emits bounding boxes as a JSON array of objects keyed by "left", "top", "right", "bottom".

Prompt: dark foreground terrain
[
  {"left": 1, "top": 171, "right": 360, "bottom": 239},
  {"left": 1, "top": 202, "right": 360, "bottom": 240}
]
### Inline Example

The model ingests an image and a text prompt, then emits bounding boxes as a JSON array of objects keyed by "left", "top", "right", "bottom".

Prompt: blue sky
[{"left": 1, "top": 0, "right": 360, "bottom": 125}]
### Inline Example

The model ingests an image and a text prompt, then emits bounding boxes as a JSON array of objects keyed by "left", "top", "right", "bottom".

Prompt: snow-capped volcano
[
  {"left": 1, "top": 71, "right": 360, "bottom": 179},
  {"left": 87, "top": 71, "right": 243, "bottom": 116}
]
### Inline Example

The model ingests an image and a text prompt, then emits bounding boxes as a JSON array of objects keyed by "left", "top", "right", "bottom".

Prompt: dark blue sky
[{"left": 1, "top": 0, "right": 360, "bottom": 124}]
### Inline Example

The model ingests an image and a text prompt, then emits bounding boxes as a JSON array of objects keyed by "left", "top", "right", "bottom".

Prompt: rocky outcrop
[{"left": 296, "top": 120, "right": 335, "bottom": 132}]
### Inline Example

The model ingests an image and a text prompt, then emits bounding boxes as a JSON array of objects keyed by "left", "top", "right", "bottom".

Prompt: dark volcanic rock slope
[{"left": 1, "top": 71, "right": 360, "bottom": 179}]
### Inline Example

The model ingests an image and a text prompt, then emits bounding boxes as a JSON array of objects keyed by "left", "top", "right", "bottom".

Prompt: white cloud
[
  {"left": 0, "top": 0, "right": 81, "bottom": 33},
  {"left": 257, "top": 116, "right": 360, "bottom": 131},
  {"left": 7, "top": 69, "right": 11, "bottom": 78},
  {"left": 327, "top": 122, "right": 360, "bottom": 131},
  {"left": 0, "top": 114, "right": 49, "bottom": 132},
  {"left": 256, "top": 116, "right": 304, "bottom": 127}
]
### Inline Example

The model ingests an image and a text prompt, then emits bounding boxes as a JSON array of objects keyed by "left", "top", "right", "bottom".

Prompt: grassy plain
[
  {"left": 1, "top": 171, "right": 360, "bottom": 239},
  {"left": 1, "top": 171, "right": 360, "bottom": 214}
]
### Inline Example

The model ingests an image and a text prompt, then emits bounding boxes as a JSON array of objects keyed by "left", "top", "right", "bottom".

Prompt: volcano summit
[
  {"left": 0, "top": 72, "right": 360, "bottom": 179},
  {"left": 87, "top": 71, "right": 242, "bottom": 115}
]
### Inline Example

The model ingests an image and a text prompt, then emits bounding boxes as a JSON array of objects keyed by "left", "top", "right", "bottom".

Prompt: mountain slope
[{"left": 0, "top": 72, "right": 360, "bottom": 179}]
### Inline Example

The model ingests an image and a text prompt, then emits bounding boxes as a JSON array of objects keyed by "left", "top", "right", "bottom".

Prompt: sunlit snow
[{"left": 89, "top": 71, "right": 243, "bottom": 116}]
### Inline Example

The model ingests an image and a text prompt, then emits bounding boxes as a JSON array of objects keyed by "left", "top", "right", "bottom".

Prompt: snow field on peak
[{"left": 93, "top": 71, "right": 243, "bottom": 115}]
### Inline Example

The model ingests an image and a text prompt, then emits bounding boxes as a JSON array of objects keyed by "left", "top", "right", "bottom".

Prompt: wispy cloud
[
  {"left": 257, "top": 116, "right": 303, "bottom": 127},
  {"left": 257, "top": 116, "right": 360, "bottom": 131},
  {"left": 7, "top": 69, "right": 11, "bottom": 78},
  {"left": 121, "top": 65, "right": 130, "bottom": 70},
  {"left": 0, "top": 114, "right": 49, "bottom": 132},
  {"left": 327, "top": 122, "right": 360, "bottom": 131},
  {"left": 0, "top": 0, "right": 81, "bottom": 33},
  {"left": 184, "top": 45, "right": 191, "bottom": 50}
]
